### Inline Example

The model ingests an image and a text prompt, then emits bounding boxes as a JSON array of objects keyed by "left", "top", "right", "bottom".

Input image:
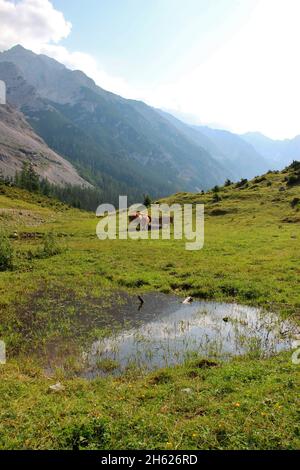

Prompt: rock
[
  {"left": 223, "top": 317, "right": 229, "bottom": 323},
  {"left": 49, "top": 382, "right": 65, "bottom": 393},
  {"left": 183, "top": 296, "right": 193, "bottom": 304},
  {"left": 181, "top": 388, "right": 193, "bottom": 394}
]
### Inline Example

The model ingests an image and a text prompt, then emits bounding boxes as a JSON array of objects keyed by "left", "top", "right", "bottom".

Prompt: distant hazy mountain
[
  {"left": 195, "top": 126, "right": 270, "bottom": 180},
  {"left": 242, "top": 132, "right": 300, "bottom": 169},
  {"left": 159, "top": 110, "right": 269, "bottom": 180},
  {"left": 0, "top": 45, "right": 228, "bottom": 199}
]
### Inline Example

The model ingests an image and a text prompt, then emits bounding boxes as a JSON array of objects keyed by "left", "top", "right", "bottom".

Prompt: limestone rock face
[{"left": 0, "top": 104, "right": 91, "bottom": 187}]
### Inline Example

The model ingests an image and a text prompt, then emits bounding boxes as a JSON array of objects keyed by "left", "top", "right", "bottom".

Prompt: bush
[
  {"left": 286, "top": 173, "right": 300, "bottom": 186},
  {"left": 29, "top": 232, "right": 63, "bottom": 259},
  {"left": 291, "top": 197, "right": 300, "bottom": 209},
  {"left": 212, "top": 193, "right": 222, "bottom": 203},
  {"left": 254, "top": 176, "right": 266, "bottom": 183},
  {"left": 236, "top": 178, "right": 248, "bottom": 188},
  {"left": 43, "top": 232, "right": 62, "bottom": 256},
  {"left": 289, "top": 160, "right": 300, "bottom": 171},
  {"left": 0, "top": 232, "right": 13, "bottom": 271}
]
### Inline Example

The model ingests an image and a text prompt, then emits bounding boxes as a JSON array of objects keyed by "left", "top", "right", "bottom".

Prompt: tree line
[
  {"left": 0, "top": 163, "right": 104, "bottom": 211},
  {"left": 0, "top": 163, "right": 153, "bottom": 211}
]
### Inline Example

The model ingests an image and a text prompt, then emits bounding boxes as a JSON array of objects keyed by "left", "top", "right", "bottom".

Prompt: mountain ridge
[
  {"left": 0, "top": 46, "right": 248, "bottom": 199},
  {"left": 1, "top": 45, "right": 299, "bottom": 200},
  {"left": 242, "top": 131, "right": 300, "bottom": 169}
]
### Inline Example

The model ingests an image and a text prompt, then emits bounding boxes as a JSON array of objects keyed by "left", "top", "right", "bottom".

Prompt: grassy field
[{"left": 0, "top": 164, "right": 299, "bottom": 449}]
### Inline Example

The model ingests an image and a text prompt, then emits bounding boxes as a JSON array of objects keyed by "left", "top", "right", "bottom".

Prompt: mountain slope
[
  {"left": 0, "top": 104, "right": 90, "bottom": 187},
  {"left": 195, "top": 126, "right": 269, "bottom": 179},
  {"left": 242, "top": 132, "right": 300, "bottom": 169},
  {"left": 158, "top": 110, "right": 269, "bottom": 180},
  {"left": 0, "top": 45, "right": 230, "bottom": 197}
]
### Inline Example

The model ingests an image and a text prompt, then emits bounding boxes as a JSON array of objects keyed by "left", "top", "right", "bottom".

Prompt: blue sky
[
  {"left": 51, "top": 0, "right": 257, "bottom": 87},
  {"left": 1, "top": 0, "right": 300, "bottom": 139}
]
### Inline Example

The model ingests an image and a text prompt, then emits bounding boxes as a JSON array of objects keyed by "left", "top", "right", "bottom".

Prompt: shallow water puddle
[{"left": 82, "top": 294, "right": 299, "bottom": 377}]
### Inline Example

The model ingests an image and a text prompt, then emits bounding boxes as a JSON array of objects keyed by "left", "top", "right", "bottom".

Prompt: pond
[{"left": 82, "top": 293, "right": 299, "bottom": 377}]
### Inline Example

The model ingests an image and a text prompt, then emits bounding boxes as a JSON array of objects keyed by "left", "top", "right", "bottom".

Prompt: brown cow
[{"left": 128, "top": 212, "right": 174, "bottom": 229}]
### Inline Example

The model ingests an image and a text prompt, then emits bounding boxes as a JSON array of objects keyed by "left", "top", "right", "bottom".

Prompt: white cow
[{"left": 138, "top": 213, "right": 150, "bottom": 231}]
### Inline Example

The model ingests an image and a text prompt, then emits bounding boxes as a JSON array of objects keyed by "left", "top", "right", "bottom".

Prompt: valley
[
  {"left": 0, "top": 163, "right": 299, "bottom": 449},
  {"left": 1, "top": 0, "right": 300, "bottom": 456},
  {"left": 1, "top": 45, "right": 299, "bottom": 207}
]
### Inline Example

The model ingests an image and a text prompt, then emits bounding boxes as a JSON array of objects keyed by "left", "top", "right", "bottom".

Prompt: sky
[{"left": 0, "top": 0, "right": 300, "bottom": 139}]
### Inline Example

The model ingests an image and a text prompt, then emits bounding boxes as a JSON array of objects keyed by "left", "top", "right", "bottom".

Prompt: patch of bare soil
[{"left": 0, "top": 208, "right": 46, "bottom": 226}]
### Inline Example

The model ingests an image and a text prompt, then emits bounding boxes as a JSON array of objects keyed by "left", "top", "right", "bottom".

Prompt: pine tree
[{"left": 143, "top": 194, "right": 152, "bottom": 207}]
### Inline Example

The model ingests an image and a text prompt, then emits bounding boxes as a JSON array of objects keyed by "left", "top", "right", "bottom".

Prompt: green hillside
[{"left": 0, "top": 163, "right": 299, "bottom": 450}]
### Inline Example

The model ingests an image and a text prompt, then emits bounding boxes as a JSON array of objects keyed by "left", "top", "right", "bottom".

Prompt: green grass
[
  {"left": 0, "top": 165, "right": 299, "bottom": 449},
  {"left": 0, "top": 354, "right": 299, "bottom": 450}
]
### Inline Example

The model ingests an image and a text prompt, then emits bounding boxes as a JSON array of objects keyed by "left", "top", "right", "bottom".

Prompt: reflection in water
[{"left": 84, "top": 297, "right": 299, "bottom": 377}]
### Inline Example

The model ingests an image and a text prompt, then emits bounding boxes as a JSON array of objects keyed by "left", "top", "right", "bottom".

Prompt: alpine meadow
[{"left": 0, "top": 0, "right": 299, "bottom": 458}]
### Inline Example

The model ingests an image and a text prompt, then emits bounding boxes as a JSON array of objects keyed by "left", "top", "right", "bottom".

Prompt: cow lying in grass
[{"left": 128, "top": 212, "right": 174, "bottom": 230}]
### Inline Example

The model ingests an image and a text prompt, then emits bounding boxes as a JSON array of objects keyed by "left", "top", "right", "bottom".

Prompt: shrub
[
  {"left": 43, "top": 232, "right": 62, "bottom": 256},
  {"left": 30, "top": 232, "right": 63, "bottom": 259},
  {"left": 254, "top": 176, "right": 266, "bottom": 183},
  {"left": 236, "top": 178, "right": 248, "bottom": 188},
  {"left": 212, "top": 193, "right": 222, "bottom": 203},
  {"left": 291, "top": 197, "right": 300, "bottom": 209},
  {"left": 289, "top": 160, "right": 300, "bottom": 171},
  {"left": 0, "top": 232, "right": 13, "bottom": 271},
  {"left": 286, "top": 173, "right": 300, "bottom": 186}
]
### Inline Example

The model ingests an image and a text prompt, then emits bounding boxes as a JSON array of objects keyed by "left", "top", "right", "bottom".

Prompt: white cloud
[
  {"left": 0, "top": 0, "right": 71, "bottom": 49},
  {"left": 0, "top": 0, "right": 136, "bottom": 98}
]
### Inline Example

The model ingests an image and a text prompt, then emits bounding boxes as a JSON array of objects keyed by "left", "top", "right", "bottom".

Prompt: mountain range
[
  {"left": 0, "top": 45, "right": 299, "bottom": 203},
  {"left": 242, "top": 132, "right": 300, "bottom": 169}
]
